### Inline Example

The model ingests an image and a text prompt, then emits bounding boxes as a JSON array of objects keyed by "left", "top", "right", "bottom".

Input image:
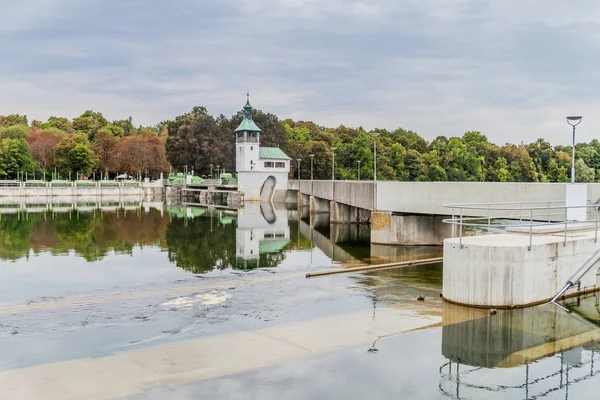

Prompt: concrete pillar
[
  {"left": 330, "top": 201, "right": 371, "bottom": 224},
  {"left": 297, "top": 192, "right": 310, "bottom": 208},
  {"left": 371, "top": 212, "right": 452, "bottom": 245},
  {"left": 330, "top": 223, "right": 370, "bottom": 244},
  {"left": 309, "top": 196, "right": 330, "bottom": 214},
  {"left": 309, "top": 212, "right": 330, "bottom": 229}
]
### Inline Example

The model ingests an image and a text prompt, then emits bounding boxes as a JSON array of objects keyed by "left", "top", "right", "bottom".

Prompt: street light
[
  {"left": 330, "top": 147, "right": 337, "bottom": 180},
  {"left": 566, "top": 116, "right": 583, "bottom": 184},
  {"left": 369, "top": 132, "right": 380, "bottom": 181},
  {"left": 297, "top": 158, "right": 302, "bottom": 180},
  {"left": 309, "top": 154, "right": 315, "bottom": 180},
  {"left": 210, "top": 164, "right": 213, "bottom": 179},
  {"left": 357, "top": 160, "right": 361, "bottom": 180}
]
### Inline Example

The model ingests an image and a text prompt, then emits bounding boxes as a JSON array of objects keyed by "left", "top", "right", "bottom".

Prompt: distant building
[{"left": 235, "top": 94, "right": 291, "bottom": 201}]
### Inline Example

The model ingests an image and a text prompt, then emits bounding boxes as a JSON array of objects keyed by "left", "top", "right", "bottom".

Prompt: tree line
[
  {"left": 1, "top": 107, "right": 598, "bottom": 182},
  {"left": 0, "top": 112, "right": 168, "bottom": 180}
]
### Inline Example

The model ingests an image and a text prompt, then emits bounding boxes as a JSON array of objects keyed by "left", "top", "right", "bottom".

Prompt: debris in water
[
  {"left": 417, "top": 296, "right": 425, "bottom": 301},
  {"left": 490, "top": 309, "right": 497, "bottom": 316}
]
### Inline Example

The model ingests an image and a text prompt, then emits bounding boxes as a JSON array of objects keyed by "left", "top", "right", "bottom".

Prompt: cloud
[{"left": 1, "top": 0, "right": 600, "bottom": 145}]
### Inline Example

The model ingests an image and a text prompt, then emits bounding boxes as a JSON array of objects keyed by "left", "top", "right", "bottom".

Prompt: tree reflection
[{"left": 0, "top": 205, "right": 291, "bottom": 273}]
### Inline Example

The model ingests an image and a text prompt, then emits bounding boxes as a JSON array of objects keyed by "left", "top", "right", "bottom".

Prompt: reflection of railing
[
  {"left": 443, "top": 200, "right": 600, "bottom": 251},
  {"left": 439, "top": 348, "right": 600, "bottom": 399}
]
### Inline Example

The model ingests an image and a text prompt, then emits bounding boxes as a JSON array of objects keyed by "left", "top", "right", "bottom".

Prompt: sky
[{"left": 1, "top": 0, "right": 600, "bottom": 145}]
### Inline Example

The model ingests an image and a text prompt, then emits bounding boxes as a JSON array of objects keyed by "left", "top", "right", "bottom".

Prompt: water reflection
[
  {"left": 0, "top": 199, "right": 441, "bottom": 274},
  {"left": 440, "top": 296, "right": 600, "bottom": 399},
  {"left": 0, "top": 202, "right": 167, "bottom": 261}
]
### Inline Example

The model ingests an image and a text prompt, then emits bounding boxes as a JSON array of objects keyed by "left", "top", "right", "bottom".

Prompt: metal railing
[{"left": 443, "top": 200, "right": 600, "bottom": 251}]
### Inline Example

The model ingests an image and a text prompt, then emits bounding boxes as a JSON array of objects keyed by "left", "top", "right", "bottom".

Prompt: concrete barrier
[{"left": 443, "top": 230, "right": 600, "bottom": 308}]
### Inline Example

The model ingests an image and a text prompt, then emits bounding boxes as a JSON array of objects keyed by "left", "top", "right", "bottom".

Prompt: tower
[{"left": 235, "top": 93, "right": 261, "bottom": 173}]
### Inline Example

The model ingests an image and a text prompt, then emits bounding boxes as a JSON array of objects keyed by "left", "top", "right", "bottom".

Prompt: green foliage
[
  {"left": 0, "top": 138, "right": 36, "bottom": 178},
  {"left": 72, "top": 110, "right": 108, "bottom": 140},
  {"left": 0, "top": 114, "right": 28, "bottom": 128},
  {"left": 54, "top": 135, "right": 96, "bottom": 176},
  {"left": 40, "top": 116, "right": 73, "bottom": 133},
  {"left": 111, "top": 117, "right": 136, "bottom": 136},
  {"left": 575, "top": 158, "right": 595, "bottom": 182},
  {"left": 0, "top": 124, "right": 29, "bottom": 140}
]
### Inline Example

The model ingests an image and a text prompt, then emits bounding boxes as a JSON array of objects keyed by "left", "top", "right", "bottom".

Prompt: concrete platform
[{"left": 443, "top": 230, "right": 600, "bottom": 308}]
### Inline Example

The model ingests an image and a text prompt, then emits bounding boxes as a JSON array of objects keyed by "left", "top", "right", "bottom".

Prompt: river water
[{"left": 0, "top": 201, "right": 599, "bottom": 399}]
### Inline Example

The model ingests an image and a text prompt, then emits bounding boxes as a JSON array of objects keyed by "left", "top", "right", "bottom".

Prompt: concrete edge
[{"left": 441, "top": 286, "right": 600, "bottom": 309}]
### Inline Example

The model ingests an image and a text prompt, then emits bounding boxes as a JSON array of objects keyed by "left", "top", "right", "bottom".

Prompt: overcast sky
[{"left": 1, "top": 0, "right": 599, "bottom": 145}]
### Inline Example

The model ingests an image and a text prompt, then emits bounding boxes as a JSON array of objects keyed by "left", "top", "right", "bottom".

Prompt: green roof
[
  {"left": 235, "top": 94, "right": 262, "bottom": 132},
  {"left": 259, "top": 239, "right": 290, "bottom": 253},
  {"left": 259, "top": 147, "right": 291, "bottom": 160},
  {"left": 235, "top": 118, "right": 261, "bottom": 132}
]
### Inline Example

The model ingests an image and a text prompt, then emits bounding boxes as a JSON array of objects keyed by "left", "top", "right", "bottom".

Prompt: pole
[
  {"left": 358, "top": 160, "right": 361, "bottom": 180},
  {"left": 310, "top": 156, "right": 314, "bottom": 180},
  {"left": 572, "top": 124, "right": 576, "bottom": 184}
]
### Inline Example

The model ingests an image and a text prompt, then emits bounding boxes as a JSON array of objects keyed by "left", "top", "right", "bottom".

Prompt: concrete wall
[
  {"left": 443, "top": 231, "right": 600, "bottom": 308},
  {"left": 0, "top": 185, "right": 162, "bottom": 198},
  {"left": 298, "top": 181, "right": 600, "bottom": 216},
  {"left": 311, "top": 180, "right": 333, "bottom": 201},
  {"left": 371, "top": 212, "right": 451, "bottom": 245},
  {"left": 238, "top": 171, "right": 288, "bottom": 201}
]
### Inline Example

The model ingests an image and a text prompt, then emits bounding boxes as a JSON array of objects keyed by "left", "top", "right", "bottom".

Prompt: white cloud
[{"left": 1, "top": 0, "right": 599, "bottom": 146}]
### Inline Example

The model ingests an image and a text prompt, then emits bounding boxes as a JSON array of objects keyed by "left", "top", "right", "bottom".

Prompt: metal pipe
[
  {"left": 552, "top": 247, "right": 600, "bottom": 302},
  {"left": 529, "top": 208, "right": 533, "bottom": 251},
  {"left": 459, "top": 208, "right": 463, "bottom": 249}
]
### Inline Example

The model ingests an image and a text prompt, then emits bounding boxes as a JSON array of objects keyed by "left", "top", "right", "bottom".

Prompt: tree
[
  {"left": 92, "top": 129, "right": 119, "bottom": 175},
  {"left": 165, "top": 107, "right": 224, "bottom": 175},
  {"left": 404, "top": 150, "right": 427, "bottom": 181},
  {"left": 0, "top": 124, "right": 28, "bottom": 140},
  {"left": 393, "top": 128, "right": 428, "bottom": 153},
  {"left": 26, "top": 128, "right": 66, "bottom": 171},
  {"left": 72, "top": 110, "right": 108, "bottom": 140},
  {"left": 40, "top": 116, "right": 73, "bottom": 133},
  {"left": 54, "top": 135, "right": 96, "bottom": 176},
  {"left": 575, "top": 158, "right": 595, "bottom": 182},
  {"left": 389, "top": 143, "right": 408, "bottom": 181},
  {"left": 0, "top": 114, "right": 27, "bottom": 128},
  {"left": 112, "top": 117, "right": 136, "bottom": 136},
  {"left": 111, "top": 135, "right": 169, "bottom": 178},
  {"left": 493, "top": 157, "right": 508, "bottom": 182},
  {"left": 0, "top": 138, "right": 36, "bottom": 179}
]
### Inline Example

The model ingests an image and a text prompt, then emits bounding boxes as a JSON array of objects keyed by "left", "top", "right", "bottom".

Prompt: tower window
[
  {"left": 264, "top": 161, "right": 274, "bottom": 168},
  {"left": 251, "top": 146, "right": 253, "bottom": 151},
  {"left": 275, "top": 162, "right": 285, "bottom": 168}
]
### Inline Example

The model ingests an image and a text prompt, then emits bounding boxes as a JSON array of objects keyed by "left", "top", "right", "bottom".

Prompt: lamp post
[
  {"left": 210, "top": 164, "right": 213, "bottom": 179},
  {"left": 297, "top": 158, "right": 302, "bottom": 180},
  {"left": 357, "top": 160, "right": 361, "bottom": 180},
  {"left": 330, "top": 147, "right": 337, "bottom": 180},
  {"left": 566, "top": 116, "right": 583, "bottom": 184},
  {"left": 309, "top": 154, "right": 315, "bottom": 180}
]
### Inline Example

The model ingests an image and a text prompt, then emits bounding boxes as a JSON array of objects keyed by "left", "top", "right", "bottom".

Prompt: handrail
[{"left": 443, "top": 200, "right": 600, "bottom": 251}]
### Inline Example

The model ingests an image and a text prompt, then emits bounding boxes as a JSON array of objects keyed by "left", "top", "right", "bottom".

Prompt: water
[{"left": 0, "top": 200, "right": 599, "bottom": 399}]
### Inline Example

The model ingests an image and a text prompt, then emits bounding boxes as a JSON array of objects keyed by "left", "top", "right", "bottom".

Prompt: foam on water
[{"left": 161, "top": 291, "right": 231, "bottom": 308}]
